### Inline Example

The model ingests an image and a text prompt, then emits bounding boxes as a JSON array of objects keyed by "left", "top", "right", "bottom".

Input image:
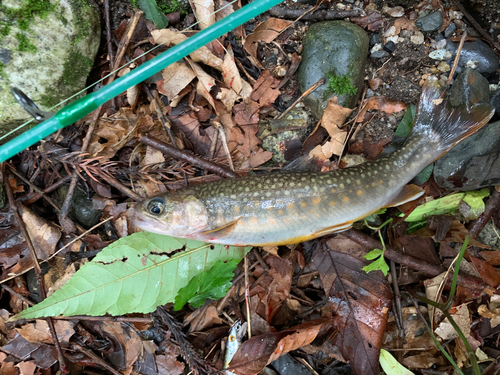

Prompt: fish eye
[{"left": 147, "top": 198, "right": 165, "bottom": 216}]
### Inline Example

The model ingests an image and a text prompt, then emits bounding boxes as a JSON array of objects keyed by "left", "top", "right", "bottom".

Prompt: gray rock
[
  {"left": 371, "top": 50, "right": 390, "bottom": 59},
  {"left": 434, "top": 120, "right": 500, "bottom": 191},
  {"left": 57, "top": 184, "right": 102, "bottom": 229},
  {"left": 0, "top": 0, "right": 100, "bottom": 143},
  {"left": 449, "top": 68, "right": 490, "bottom": 110},
  {"left": 416, "top": 11, "right": 443, "bottom": 32},
  {"left": 260, "top": 108, "right": 309, "bottom": 163},
  {"left": 446, "top": 40, "right": 499, "bottom": 76},
  {"left": 298, "top": 21, "right": 368, "bottom": 119},
  {"left": 478, "top": 221, "right": 500, "bottom": 250},
  {"left": 490, "top": 89, "right": 500, "bottom": 119},
  {"left": 444, "top": 22, "right": 456, "bottom": 38}
]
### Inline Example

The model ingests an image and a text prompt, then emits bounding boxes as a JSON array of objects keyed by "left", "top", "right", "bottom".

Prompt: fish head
[{"left": 133, "top": 193, "right": 209, "bottom": 238}]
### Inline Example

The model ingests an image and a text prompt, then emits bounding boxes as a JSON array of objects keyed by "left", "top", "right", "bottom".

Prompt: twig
[
  {"left": 154, "top": 306, "right": 217, "bottom": 375},
  {"left": 390, "top": 259, "right": 405, "bottom": 341},
  {"left": 447, "top": 30, "right": 467, "bottom": 86},
  {"left": 104, "top": 0, "right": 117, "bottom": 110},
  {"left": 139, "top": 134, "right": 239, "bottom": 178},
  {"left": 342, "top": 229, "right": 486, "bottom": 291},
  {"left": 2, "top": 163, "right": 67, "bottom": 373},
  {"left": 244, "top": 256, "right": 252, "bottom": 339},
  {"left": 108, "top": 10, "right": 144, "bottom": 83},
  {"left": 277, "top": 78, "right": 326, "bottom": 120},
  {"left": 468, "top": 189, "right": 500, "bottom": 239},
  {"left": 53, "top": 315, "right": 151, "bottom": 323},
  {"left": 1, "top": 284, "right": 35, "bottom": 306},
  {"left": 22, "top": 174, "right": 72, "bottom": 206},
  {"left": 72, "top": 343, "right": 122, "bottom": 375},
  {"left": 269, "top": 6, "right": 362, "bottom": 20},
  {"left": 213, "top": 120, "right": 235, "bottom": 171},
  {"left": 59, "top": 171, "right": 78, "bottom": 233},
  {"left": 93, "top": 168, "right": 143, "bottom": 201}
]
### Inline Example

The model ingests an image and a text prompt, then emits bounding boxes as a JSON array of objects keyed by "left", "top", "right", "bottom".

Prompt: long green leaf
[
  {"left": 13, "top": 232, "right": 251, "bottom": 319},
  {"left": 139, "top": 0, "right": 169, "bottom": 29}
]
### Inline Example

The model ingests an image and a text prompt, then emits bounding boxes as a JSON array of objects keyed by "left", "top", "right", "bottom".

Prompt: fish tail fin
[{"left": 412, "top": 78, "right": 494, "bottom": 159}]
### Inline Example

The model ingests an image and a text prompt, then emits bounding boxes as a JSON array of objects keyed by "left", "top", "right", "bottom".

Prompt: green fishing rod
[{"left": 0, "top": 0, "right": 283, "bottom": 163}]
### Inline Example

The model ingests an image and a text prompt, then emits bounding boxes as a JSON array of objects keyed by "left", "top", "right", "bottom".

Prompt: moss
[
  {"left": 69, "top": 0, "right": 93, "bottom": 45},
  {"left": 16, "top": 32, "right": 37, "bottom": 53},
  {"left": 0, "top": 0, "right": 56, "bottom": 51},
  {"left": 0, "top": 62, "right": 6, "bottom": 79},
  {"left": 157, "top": 0, "right": 188, "bottom": 15},
  {"left": 130, "top": 0, "right": 139, "bottom": 8},
  {"left": 326, "top": 71, "right": 358, "bottom": 96}
]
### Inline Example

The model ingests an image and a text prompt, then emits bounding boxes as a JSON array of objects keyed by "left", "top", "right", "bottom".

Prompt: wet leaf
[
  {"left": 139, "top": 0, "right": 169, "bottom": 28},
  {"left": 351, "top": 11, "right": 383, "bottom": 31},
  {"left": 394, "top": 104, "right": 416, "bottom": 138},
  {"left": 311, "top": 237, "right": 392, "bottom": 375},
  {"left": 21, "top": 205, "right": 61, "bottom": 260},
  {"left": 12, "top": 232, "right": 250, "bottom": 319},
  {"left": 174, "top": 259, "right": 239, "bottom": 310},
  {"left": 470, "top": 256, "right": 500, "bottom": 288},
  {"left": 357, "top": 97, "right": 407, "bottom": 122},
  {"left": 244, "top": 18, "right": 291, "bottom": 65},
  {"left": 158, "top": 61, "right": 196, "bottom": 103},
  {"left": 222, "top": 45, "right": 242, "bottom": 94}
]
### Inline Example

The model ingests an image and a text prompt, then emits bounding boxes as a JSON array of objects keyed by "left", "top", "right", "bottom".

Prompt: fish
[{"left": 134, "top": 79, "right": 495, "bottom": 246}]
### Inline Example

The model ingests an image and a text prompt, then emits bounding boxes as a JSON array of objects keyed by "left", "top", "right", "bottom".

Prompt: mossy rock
[
  {"left": 0, "top": 0, "right": 100, "bottom": 144},
  {"left": 298, "top": 21, "right": 368, "bottom": 119}
]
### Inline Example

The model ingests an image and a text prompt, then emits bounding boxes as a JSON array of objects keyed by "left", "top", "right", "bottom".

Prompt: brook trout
[{"left": 134, "top": 80, "right": 494, "bottom": 246}]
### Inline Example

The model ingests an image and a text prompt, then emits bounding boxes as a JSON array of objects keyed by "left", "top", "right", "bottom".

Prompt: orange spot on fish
[
  {"left": 234, "top": 207, "right": 240, "bottom": 213},
  {"left": 312, "top": 198, "right": 321, "bottom": 205},
  {"left": 301, "top": 201, "right": 307, "bottom": 208},
  {"left": 278, "top": 209, "right": 284, "bottom": 215},
  {"left": 251, "top": 217, "right": 258, "bottom": 224},
  {"left": 379, "top": 179, "right": 384, "bottom": 185},
  {"left": 331, "top": 188, "right": 336, "bottom": 193},
  {"left": 372, "top": 182, "right": 377, "bottom": 187},
  {"left": 268, "top": 218, "right": 276, "bottom": 225},
  {"left": 330, "top": 201, "right": 336, "bottom": 207},
  {"left": 357, "top": 190, "right": 363, "bottom": 196},
  {"left": 343, "top": 196, "right": 350, "bottom": 202},
  {"left": 365, "top": 184, "right": 370, "bottom": 189},
  {"left": 254, "top": 201, "right": 261, "bottom": 207},
  {"left": 288, "top": 203, "right": 294, "bottom": 209}
]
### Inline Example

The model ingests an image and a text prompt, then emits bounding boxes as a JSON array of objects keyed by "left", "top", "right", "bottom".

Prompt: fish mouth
[{"left": 132, "top": 206, "right": 171, "bottom": 235}]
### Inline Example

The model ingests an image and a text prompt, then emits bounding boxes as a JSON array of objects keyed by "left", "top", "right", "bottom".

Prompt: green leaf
[
  {"left": 174, "top": 260, "right": 239, "bottom": 310},
  {"left": 362, "top": 253, "right": 389, "bottom": 276},
  {"left": 139, "top": 0, "right": 169, "bottom": 28},
  {"left": 12, "top": 232, "right": 251, "bottom": 320},
  {"left": 413, "top": 163, "right": 433, "bottom": 185},
  {"left": 394, "top": 104, "right": 416, "bottom": 138},
  {"left": 380, "top": 349, "right": 414, "bottom": 375},
  {"left": 364, "top": 248, "right": 384, "bottom": 260},
  {"left": 404, "top": 188, "right": 489, "bottom": 222},
  {"left": 461, "top": 188, "right": 489, "bottom": 220}
]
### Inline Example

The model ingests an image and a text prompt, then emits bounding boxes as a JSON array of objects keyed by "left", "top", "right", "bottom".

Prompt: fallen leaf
[
  {"left": 251, "top": 70, "right": 280, "bottom": 107},
  {"left": 357, "top": 97, "right": 407, "bottom": 122},
  {"left": 434, "top": 304, "right": 471, "bottom": 340},
  {"left": 16, "top": 320, "right": 75, "bottom": 346},
  {"left": 151, "top": 29, "right": 223, "bottom": 70},
  {"left": 402, "top": 352, "right": 445, "bottom": 369},
  {"left": 158, "top": 61, "right": 196, "bottom": 102},
  {"left": 190, "top": 59, "right": 217, "bottom": 110},
  {"left": 222, "top": 44, "right": 242, "bottom": 94},
  {"left": 351, "top": 11, "right": 384, "bottom": 31},
  {"left": 244, "top": 18, "right": 291, "bottom": 66},
  {"left": 470, "top": 256, "right": 500, "bottom": 288},
  {"left": 171, "top": 113, "right": 212, "bottom": 157},
  {"left": 186, "top": 303, "right": 223, "bottom": 333},
  {"left": 311, "top": 237, "right": 392, "bottom": 375},
  {"left": 393, "top": 17, "right": 417, "bottom": 34},
  {"left": 190, "top": 0, "right": 215, "bottom": 29},
  {"left": 21, "top": 205, "right": 61, "bottom": 260},
  {"left": 321, "top": 97, "right": 353, "bottom": 137}
]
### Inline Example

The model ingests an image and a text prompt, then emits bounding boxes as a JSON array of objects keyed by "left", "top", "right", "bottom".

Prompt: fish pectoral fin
[
  {"left": 384, "top": 184, "right": 424, "bottom": 208},
  {"left": 313, "top": 222, "right": 353, "bottom": 237},
  {"left": 200, "top": 217, "right": 241, "bottom": 237}
]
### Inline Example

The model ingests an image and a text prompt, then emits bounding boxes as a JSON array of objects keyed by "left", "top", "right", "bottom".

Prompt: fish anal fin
[
  {"left": 313, "top": 222, "right": 353, "bottom": 237},
  {"left": 201, "top": 218, "right": 241, "bottom": 238},
  {"left": 384, "top": 184, "right": 424, "bottom": 208}
]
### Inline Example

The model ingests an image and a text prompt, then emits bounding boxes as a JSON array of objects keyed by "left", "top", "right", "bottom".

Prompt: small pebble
[
  {"left": 371, "top": 50, "right": 390, "bottom": 59},
  {"left": 370, "top": 43, "right": 383, "bottom": 53},
  {"left": 386, "top": 35, "right": 399, "bottom": 44},
  {"left": 431, "top": 38, "right": 447, "bottom": 49},
  {"left": 416, "top": 11, "right": 443, "bottom": 32},
  {"left": 400, "top": 30, "right": 413, "bottom": 38},
  {"left": 437, "top": 61, "right": 450, "bottom": 72},
  {"left": 434, "top": 33, "right": 445, "bottom": 42},
  {"left": 383, "top": 25, "right": 397, "bottom": 38},
  {"left": 410, "top": 31, "right": 425, "bottom": 45},
  {"left": 369, "top": 33, "right": 380, "bottom": 46},
  {"left": 336, "top": 3, "right": 345, "bottom": 10},
  {"left": 429, "top": 49, "right": 452, "bottom": 60},
  {"left": 465, "top": 60, "right": 479, "bottom": 69},
  {"left": 383, "top": 41, "right": 396, "bottom": 53},
  {"left": 382, "top": 5, "right": 405, "bottom": 17}
]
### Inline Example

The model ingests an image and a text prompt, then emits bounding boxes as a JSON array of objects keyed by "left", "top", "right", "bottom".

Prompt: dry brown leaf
[
  {"left": 186, "top": 304, "right": 223, "bottom": 333},
  {"left": 171, "top": 113, "right": 212, "bottom": 157},
  {"left": 403, "top": 352, "right": 445, "bottom": 369},
  {"left": 222, "top": 44, "right": 243, "bottom": 94},
  {"left": 393, "top": 17, "right": 417, "bottom": 34},
  {"left": 251, "top": 70, "right": 280, "bottom": 107},
  {"left": 190, "top": 0, "right": 215, "bottom": 29},
  {"left": 16, "top": 320, "right": 75, "bottom": 346},
  {"left": 357, "top": 96, "right": 407, "bottom": 121},
  {"left": 215, "top": 0, "right": 236, "bottom": 21},
  {"left": 244, "top": 18, "right": 291, "bottom": 65},
  {"left": 151, "top": 29, "right": 223, "bottom": 70},
  {"left": 159, "top": 61, "right": 196, "bottom": 103},
  {"left": 321, "top": 97, "right": 353, "bottom": 136},
  {"left": 216, "top": 87, "right": 239, "bottom": 112},
  {"left": 351, "top": 11, "right": 384, "bottom": 31},
  {"left": 434, "top": 303, "right": 471, "bottom": 340},
  {"left": 143, "top": 145, "right": 165, "bottom": 165},
  {"left": 21, "top": 205, "right": 61, "bottom": 260},
  {"left": 190, "top": 60, "right": 216, "bottom": 109},
  {"left": 321, "top": 137, "right": 346, "bottom": 158},
  {"left": 247, "top": 148, "right": 273, "bottom": 168},
  {"left": 101, "top": 321, "right": 142, "bottom": 370}
]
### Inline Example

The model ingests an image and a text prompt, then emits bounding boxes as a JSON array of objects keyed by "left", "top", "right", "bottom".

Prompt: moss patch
[
  {"left": 157, "top": 0, "right": 189, "bottom": 15},
  {"left": 326, "top": 71, "right": 358, "bottom": 97},
  {"left": 0, "top": 0, "right": 56, "bottom": 52}
]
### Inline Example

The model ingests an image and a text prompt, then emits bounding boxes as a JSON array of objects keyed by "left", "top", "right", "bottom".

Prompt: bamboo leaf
[{"left": 12, "top": 232, "right": 251, "bottom": 320}]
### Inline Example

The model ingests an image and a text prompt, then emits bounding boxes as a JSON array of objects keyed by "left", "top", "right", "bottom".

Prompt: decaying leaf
[
  {"left": 190, "top": 0, "right": 215, "bottom": 29},
  {"left": 251, "top": 70, "right": 280, "bottom": 107},
  {"left": 151, "top": 29, "right": 223, "bottom": 70},
  {"left": 222, "top": 44, "right": 243, "bottom": 94},
  {"left": 434, "top": 304, "right": 471, "bottom": 341},
  {"left": 311, "top": 237, "right": 392, "bottom": 375},
  {"left": 318, "top": 97, "right": 353, "bottom": 157},
  {"left": 244, "top": 18, "right": 291, "bottom": 66},
  {"left": 357, "top": 97, "right": 407, "bottom": 122},
  {"left": 351, "top": 11, "right": 384, "bottom": 31},
  {"left": 228, "top": 318, "right": 330, "bottom": 375},
  {"left": 16, "top": 320, "right": 75, "bottom": 346},
  {"left": 21, "top": 205, "right": 61, "bottom": 260},
  {"left": 158, "top": 61, "right": 196, "bottom": 103}
]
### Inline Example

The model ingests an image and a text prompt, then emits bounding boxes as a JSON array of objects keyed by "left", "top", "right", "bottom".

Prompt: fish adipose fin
[
  {"left": 201, "top": 218, "right": 241, "bottom": 238},
  {"left": 384, "top": 184, "right": 424, "bottom": 208},
  {"left": 412, "top": 80, "right": 495, "bottom": 159}
]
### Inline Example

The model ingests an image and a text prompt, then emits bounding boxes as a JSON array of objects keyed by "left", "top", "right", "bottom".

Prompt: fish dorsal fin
[
  {"left": 384, "top": 184, "right": 424, "bottom": 208},
  {"left": 200, "top": 218, "right": 241, "bottom": 238}
]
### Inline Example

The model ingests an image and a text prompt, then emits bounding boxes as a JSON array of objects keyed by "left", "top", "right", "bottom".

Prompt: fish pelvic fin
[
  {"left": 412, "top": 79, "right": 495, "bottom": 159},
  {"left": 384, "top": 184, "right": 424, "bottom": 207},
  {"left": 200, "top": 217, "right": 241, "bottom": 239}
]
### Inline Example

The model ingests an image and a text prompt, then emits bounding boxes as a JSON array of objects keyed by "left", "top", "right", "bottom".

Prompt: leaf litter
[{"left": 1, "top": 0, "right": 500, "bottom": 374}]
